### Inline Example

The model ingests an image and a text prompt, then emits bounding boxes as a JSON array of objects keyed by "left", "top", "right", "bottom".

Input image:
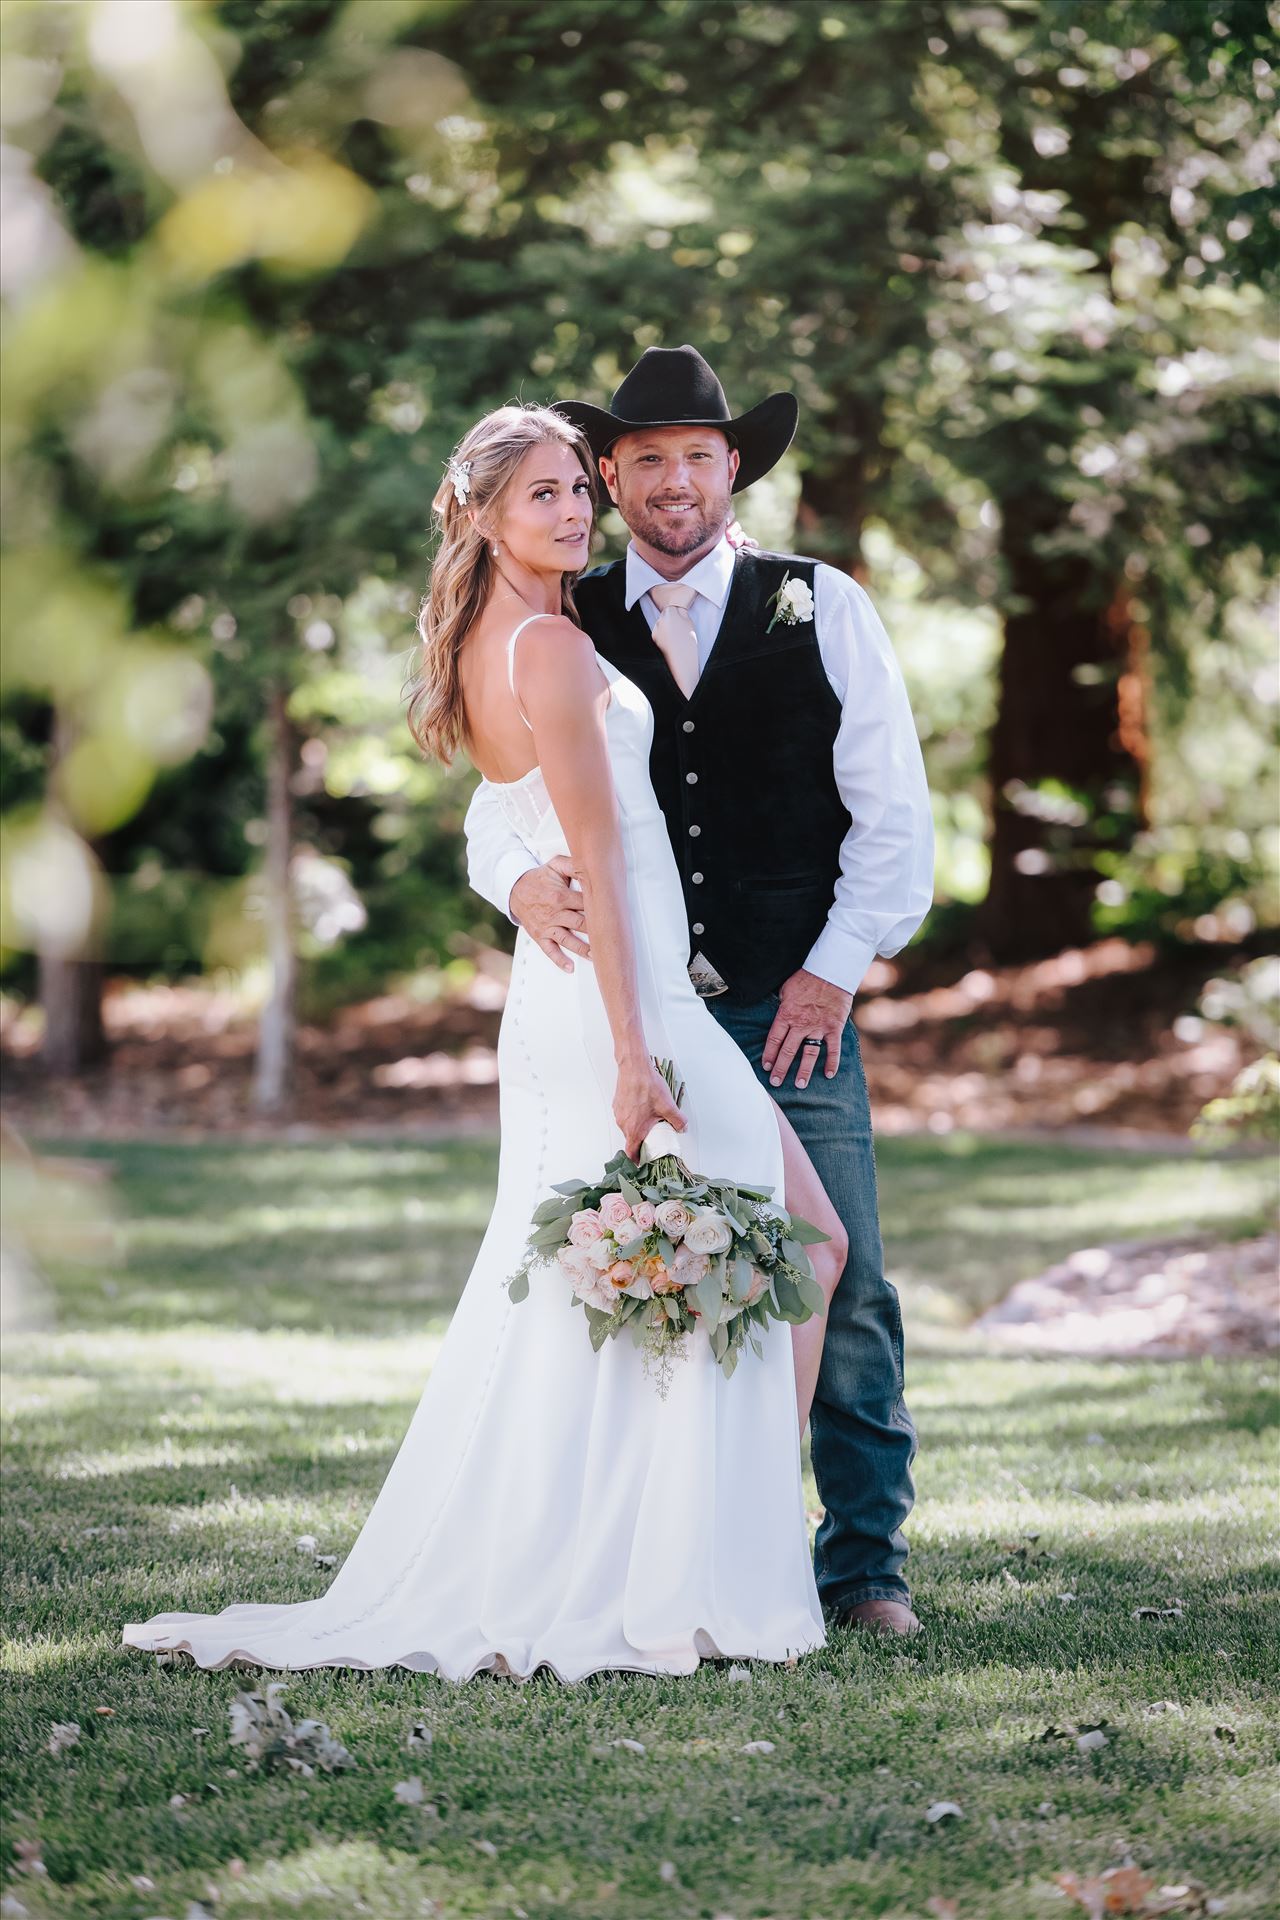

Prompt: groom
[{"left": 464, "top": 345, "right": 934, "bottom": 1636}]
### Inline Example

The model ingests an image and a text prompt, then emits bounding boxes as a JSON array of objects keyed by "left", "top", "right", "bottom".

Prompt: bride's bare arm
[{"left": 518, "top": 618, "right": 684, "bottom": 1158}]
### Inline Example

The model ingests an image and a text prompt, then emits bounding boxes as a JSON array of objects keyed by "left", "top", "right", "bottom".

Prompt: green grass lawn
[{"left": 2, "top": 1135, "right": 1276, "bottom": 1920}]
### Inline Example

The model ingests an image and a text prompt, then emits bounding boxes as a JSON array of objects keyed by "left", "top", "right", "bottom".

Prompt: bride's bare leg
[{"left": 770, "top": 1098, "right": 848, "bottom": 1435}]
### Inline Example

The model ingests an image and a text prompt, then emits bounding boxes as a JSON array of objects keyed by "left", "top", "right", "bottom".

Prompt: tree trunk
[
  {"left": 796, "top": 459, "right": 872, "bottom": 581},
  {"left": 979, "top": 500, "right": 1149, "bottom": 959},
  {"left": 39, "top": 708, "right": 106, "bottom": 1076},
  {"left": 253, "top": 680, "right": 297, "bottom": 1114},
  {"left": 39, "top": 952, "right": 106, "bottom": 1076}
]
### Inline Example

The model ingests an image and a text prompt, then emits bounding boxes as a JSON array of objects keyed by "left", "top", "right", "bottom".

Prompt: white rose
[
  {"left": 682, "top": 1209, "right": 734, "bottom": 1256},
  {"left": 587, "top": 1238, "right": 618, "bottom": 1270},
  {"left": 654, "top": 1199, "right": 695, "bottom": 1242},
  {"left": 780, "top": 578, "right": 814, "bottom": 622},
  {"left": 571, "top": 1266, "right": 617, "bottom": 1313}
]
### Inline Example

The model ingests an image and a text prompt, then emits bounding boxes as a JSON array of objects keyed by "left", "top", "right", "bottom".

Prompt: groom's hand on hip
[
  {"left": 510, "top": 858, "right": 590, "bottom": 973},
  {"left": 762, "top": 969, "right": 854, "bottom": 1089}
]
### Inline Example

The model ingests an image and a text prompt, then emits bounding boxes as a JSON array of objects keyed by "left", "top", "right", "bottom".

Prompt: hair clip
[{"left": 446, "top": 455, "right": 472, "bottom": 505}]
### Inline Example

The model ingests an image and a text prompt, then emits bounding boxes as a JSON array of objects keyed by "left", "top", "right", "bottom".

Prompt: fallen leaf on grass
[
  {"left": 924, "top": 1801, "right": 964, "bottom": 1823},
  {"left": 1144, "top": 1701, "right": 1184, "bottom": 1717},
  {"left": 1076, "top": 1729, "right": 1109, "bottom": 1753},
  {"left": 1, "top": 1897, "right": 30, "bottom": 1918},
  {"left": 925, "top": 1899, "right": 959, "bottom": 1919},
  {"left": 1212, "top": 1725, "right": 1237, "bottom": 1743},
  {"left": 406, "top": 1720, "right": 433, "bottom": 1750},
  {"left": 658, "top": 1862, "right": 677, "bottom": 1883},
  {"left": 314, "top": 1554, "right": 337, "bottom": 1569},
  {"left": 94, "top": 1706, "right": 115, "bottom": 1718},
  {"left": 475, "top": 1838, "right": 498, "bottom": 1858},
  {"left": 739, "top": 1740, "right": 776, "bottom": 1755},
  {"left": 228, "top": 1684, "right": 354, "bottom": 1775},
  {"left": 1055, "top": 1866, "right": 1220, "bottom": 1915},
  {"left": 129, "top": 1879, "right": 156, "bottom": 1893},
  {"left": 726, "top": 1664, "right": 752, "bottom": 1683},
  {"left": 169, "top": 1792, "right": 190, "bottom": 1808},
  {"left": 393, "top": 1777, "right": 425, "bottom": 1805},
  {"left": 1133, "top": 1605, "right": 1184, "bottom": 1621},
  {"left": 610, "top": 1738, "right": 646, "bottom": 1754},
  {"left": 47, "top": 1722, "right": 80, "bottom": 1755},
  {"left": 294, "top": 1535, "right": 318, "bottom": 1553}
]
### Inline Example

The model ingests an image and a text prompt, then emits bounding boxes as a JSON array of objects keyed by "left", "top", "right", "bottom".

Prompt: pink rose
[
  {"left": 672, "top": 1246, "right": 709, "bottom": 1288},
  {"left": 654, "top": 1199, "right": 694, "bottom": 1241},
  {"left": 607, "top": 1260, "right": 634, "bottom": 1287},
  {"left": 630, "top": 1201, "right": 656, "bottom": 1232},
  {"left": 745, "top": 1267, "right": 770, "bottom": 1305},
  {"left": 568, "top": 1209, "right": 604, "bottom": 1247},
  {"left": 599, "top": 1193, "right": 634, "bottom": 1231}
]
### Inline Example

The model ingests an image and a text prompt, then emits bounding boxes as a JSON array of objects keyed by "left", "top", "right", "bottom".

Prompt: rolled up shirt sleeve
[
  {"left": 802, "top": 566, "right": 934, "bottom": 997},
  {"left": 463, "top": 777, "right": 538, "bottom": 925}
]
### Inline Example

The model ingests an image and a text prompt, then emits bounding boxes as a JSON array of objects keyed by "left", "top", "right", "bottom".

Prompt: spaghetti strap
[{"left": 506, "top": 613, "right": 556, "bottom": 731}]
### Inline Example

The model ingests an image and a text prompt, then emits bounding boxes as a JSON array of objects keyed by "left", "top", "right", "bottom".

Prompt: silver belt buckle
[{"left": 688, "top": 949, "right": 729, "bottom": 998}]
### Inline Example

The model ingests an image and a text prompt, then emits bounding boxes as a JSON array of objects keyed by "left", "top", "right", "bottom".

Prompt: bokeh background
[{"left": 1, "top": 0, "right": 1276, "bottom": 1142}]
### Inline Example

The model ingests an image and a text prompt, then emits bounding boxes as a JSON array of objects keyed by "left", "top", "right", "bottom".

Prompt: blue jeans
[{"left": 707, "top": 991, "right": 918, "bottom": 1612}]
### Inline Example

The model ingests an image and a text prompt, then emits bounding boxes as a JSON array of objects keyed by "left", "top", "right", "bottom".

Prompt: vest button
[
  {"left": 685, "top": 771, "right": 698, "bottom": 785},
  {"left": 682, "top": 720, "right": 695, "bottom": 733},
  {"left": 691, "top": 872, "right": 704, "bottom": 884},
  {"left": 688, "top": 824, "right": 701, "bottom": 837},
  {"left": 692, "top": 921, "right": 704, "bottom": 935}
]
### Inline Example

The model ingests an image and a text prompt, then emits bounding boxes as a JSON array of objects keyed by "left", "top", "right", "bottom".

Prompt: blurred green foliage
[{"left": 0, "top": 0, "right": 1275, "bottom": 1020}]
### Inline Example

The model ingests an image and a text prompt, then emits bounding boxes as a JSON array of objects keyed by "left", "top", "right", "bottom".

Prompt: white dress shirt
[{"left": 462, "top": 534, "right": 934, "bottom": 998}]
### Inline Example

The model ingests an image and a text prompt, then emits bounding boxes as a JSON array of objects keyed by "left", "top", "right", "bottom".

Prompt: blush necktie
[{"left": 648, "top": 581, "right": 700, "bottom": 698}]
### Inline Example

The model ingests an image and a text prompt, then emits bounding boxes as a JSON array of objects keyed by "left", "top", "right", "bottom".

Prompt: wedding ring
[{"left": 802, "top": 1036, "right": 822, "bottom": 1047}]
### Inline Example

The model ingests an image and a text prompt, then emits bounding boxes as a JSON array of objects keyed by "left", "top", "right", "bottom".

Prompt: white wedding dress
[{"left": 122, "top": 623, "right": 826, "bottom": 1682}]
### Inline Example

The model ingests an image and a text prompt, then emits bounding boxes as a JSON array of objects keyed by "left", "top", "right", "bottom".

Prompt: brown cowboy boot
[{"left": 833, "top": 1598, "right": 922, "bottom": 1636}]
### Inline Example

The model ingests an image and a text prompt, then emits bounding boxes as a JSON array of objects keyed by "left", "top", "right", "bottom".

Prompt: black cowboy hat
[{"left": 556, "top": 344, "right": 797, "bottom": 494}]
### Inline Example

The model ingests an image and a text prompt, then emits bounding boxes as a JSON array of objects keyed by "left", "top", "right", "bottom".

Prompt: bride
[{"left": 122, "top": 403, "right": 847, "bottom": 1683}]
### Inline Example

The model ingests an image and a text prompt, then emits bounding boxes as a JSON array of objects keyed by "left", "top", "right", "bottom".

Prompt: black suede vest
[{"left": 576, "top": 549, "right": 849, "bottom": 1004}]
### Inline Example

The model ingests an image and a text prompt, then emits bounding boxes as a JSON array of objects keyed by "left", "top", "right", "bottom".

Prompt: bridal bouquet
[{"left": 506, "top": 1060, "right": 830, "bottom": 1395}]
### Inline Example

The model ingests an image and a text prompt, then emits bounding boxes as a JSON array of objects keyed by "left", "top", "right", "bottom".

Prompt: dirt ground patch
[{"left": 0, "top": 935, "right": 1269, "bottom": 1142}]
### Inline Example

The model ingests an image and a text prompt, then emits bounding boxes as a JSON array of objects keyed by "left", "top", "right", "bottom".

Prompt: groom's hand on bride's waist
[
  {"left": 762, "top": 970, "right": 854, "bottom": 1090},
  {"left": 510, "top": 858, "right": 590, "bottom": 973}
]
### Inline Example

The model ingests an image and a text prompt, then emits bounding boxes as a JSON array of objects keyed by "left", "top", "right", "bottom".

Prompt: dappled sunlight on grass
[{"left": 3, "top": 1137, "right": 1275, "bottom": 1918}]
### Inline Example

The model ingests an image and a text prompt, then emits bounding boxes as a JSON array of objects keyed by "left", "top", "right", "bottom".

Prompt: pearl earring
[{"left": 491, "top": 543, "right": 499, "bottom": 557}]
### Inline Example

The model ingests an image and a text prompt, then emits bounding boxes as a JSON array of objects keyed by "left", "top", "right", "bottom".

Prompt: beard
[{"left": 626, "top": 486, "right": 732, "bottom": 558}]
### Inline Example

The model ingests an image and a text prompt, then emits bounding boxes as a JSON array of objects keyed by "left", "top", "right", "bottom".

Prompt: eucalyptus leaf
[
  {"left": 507, "top": 1273, "right": 530, "bottom": 1304},
  {"left": 532, "top": 1197, "right": 574, "bottom": 1225},
  {"left": 794, "top": 1270, "right": 826, "bottom": 1317},
  {"left": 771, "top": 1271, "right": 808, "bottom": 1323},
  {"left": 689, "top": 1275, "right": 722, "bottom": 1330},
  {"left": 728, "top": 1255, "right": 755, "bottom": 1304},
  {"left": 550, "top": 1179, "right": 591, "bottom": 1198},
  {"left": 786, "top": 1216, "right": 832, "bottom": 1246}
]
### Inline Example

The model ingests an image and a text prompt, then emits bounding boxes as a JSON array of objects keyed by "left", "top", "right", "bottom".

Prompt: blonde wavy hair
[{"left": 405, "top": 403, "right": 597, "bottom": 765}]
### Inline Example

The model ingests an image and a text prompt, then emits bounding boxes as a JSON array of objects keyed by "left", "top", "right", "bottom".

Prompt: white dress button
[
  {"left": 686, "top": 772, "right": 698, "bottom": 785},
  {"left": 692, "top": 921, "right": 704, "bottom": 935},
  {"left": 682, "top": 720, "right": 695, "bottom": 733},
  {"left": 688, "top": 824, "right": 701, "bottom": 837},
  {"left": 691, "top": 872, "right": 704, "bottom": 884}
]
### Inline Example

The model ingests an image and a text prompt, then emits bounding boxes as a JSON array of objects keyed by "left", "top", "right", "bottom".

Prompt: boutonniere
[{"left": 765, "top": 571, "right": 815, "bottom": 632}]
